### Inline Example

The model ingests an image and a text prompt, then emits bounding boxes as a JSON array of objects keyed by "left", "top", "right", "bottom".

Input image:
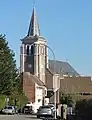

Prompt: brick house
[{"left": 23, "top": 72, "right": 46, "bottom": 113}]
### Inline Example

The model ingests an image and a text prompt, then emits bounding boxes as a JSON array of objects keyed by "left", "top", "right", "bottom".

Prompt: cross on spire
[{"left": 33, "top": 0, "right": 36, "bottom": 7}]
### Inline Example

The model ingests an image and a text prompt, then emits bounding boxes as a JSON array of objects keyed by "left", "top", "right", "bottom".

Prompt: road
[{"left": 0, "top": 114, "right": 41, "bottom": 120}]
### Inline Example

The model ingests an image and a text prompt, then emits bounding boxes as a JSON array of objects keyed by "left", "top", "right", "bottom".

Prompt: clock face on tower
[{"left": 28, "top": 64, "right": 32, "bottom": 68}]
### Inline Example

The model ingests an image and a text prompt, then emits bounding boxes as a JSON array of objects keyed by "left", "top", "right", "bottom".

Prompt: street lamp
[{"left": 21, "top": 42, "right": 57, "bottom": 119}]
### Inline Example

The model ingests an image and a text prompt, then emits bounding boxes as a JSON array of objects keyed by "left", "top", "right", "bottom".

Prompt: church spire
[{"left": 27, "top": 7, "right": 40, "bottom": 37}]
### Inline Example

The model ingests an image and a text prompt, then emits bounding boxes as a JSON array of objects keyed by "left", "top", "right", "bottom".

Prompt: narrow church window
[
  {"left": 41, "top": 46, "right": 44, "bottom": 55},
  {"left": 27, "top": 45, "right": 29, "bottom": 55},
  {"left": 31, "top": 45, "right": 34, "bottom": 55}
]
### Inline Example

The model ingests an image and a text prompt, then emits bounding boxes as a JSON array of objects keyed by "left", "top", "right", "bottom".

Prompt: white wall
[
  {"left": 53, "top": 74, "right": 60, "bottom": 91},
  {"left": 34, "top": 84, "right": 43, "bottom": 113},
  {"left": 34, "top": 39, "right": 48, "bottom": 84}
]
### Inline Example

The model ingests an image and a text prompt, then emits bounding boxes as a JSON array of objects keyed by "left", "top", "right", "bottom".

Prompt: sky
[{"left": 0, "top": 0, "right": 92, "bottom": 75}]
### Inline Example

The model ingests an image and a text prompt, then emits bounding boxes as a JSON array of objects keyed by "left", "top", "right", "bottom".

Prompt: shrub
[
  {"left": 75, "top": 99, "right": 92, "bottom": 120},
  {"left": 60, "top": 92, "right": 76, "bottom": 107}
]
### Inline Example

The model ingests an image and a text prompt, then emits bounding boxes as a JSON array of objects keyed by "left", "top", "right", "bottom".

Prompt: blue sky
[{"left": 0, "top": 0, "right": 92, "bottom": 75}]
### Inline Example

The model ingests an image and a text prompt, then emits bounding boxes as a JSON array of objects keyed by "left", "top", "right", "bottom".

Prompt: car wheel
[
  {"left": 52, "top": 113, "right": 55, "bottom": 118},
  {"left": 37, "top": 115, "right": 40, "bottom": 118}
]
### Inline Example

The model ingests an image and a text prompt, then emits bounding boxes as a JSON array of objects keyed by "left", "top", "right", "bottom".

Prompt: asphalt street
[{"left": 0, "top": 114, "right": 41, "bottom": 120}]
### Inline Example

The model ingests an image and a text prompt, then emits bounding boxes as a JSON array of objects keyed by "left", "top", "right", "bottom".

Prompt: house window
[
  {"left": 45, "top": 90, "right": 47, "bottom": 95},
  {"left": 38, "top": 99, "right": 41, "bottom": 102},
  {"left": 80, "top": 92, "right": 92, "bottom": 95}
]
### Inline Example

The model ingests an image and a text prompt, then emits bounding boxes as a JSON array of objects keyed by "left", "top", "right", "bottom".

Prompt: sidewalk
[{"left": 0, "top": 115, "right": 8, "bottom": 119}]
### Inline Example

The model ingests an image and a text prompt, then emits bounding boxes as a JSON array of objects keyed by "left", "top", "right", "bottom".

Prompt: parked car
[
  {"left": 1, "top": 106, "right": 16, "bottom": 115},
  {"left": 48, "top": 104, "right": 55, "bottom": 111},
  {"left": 37, "top": 105, "right": 55, "bottom": 118},
  {"left": 23, "top": 105, "right": 33, "bottom": 114}
]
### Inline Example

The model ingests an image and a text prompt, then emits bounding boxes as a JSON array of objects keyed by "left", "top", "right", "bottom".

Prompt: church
[{"left": 20, "top": 7, "right": 92, "bottom": 113}]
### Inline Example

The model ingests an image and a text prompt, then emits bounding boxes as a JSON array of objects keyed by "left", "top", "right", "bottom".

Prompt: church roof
[
  {"left": 23, "top": 72, "right": 45, "bottom": 87},
  {"left": 49, "top": 60, "right": 80, "bottom": 76},
  {"left": 30, "top": 74, "right": 46, "bottom": 86},
  {"left": 27, "top": 7, "right": 40, "bottom": 37}
]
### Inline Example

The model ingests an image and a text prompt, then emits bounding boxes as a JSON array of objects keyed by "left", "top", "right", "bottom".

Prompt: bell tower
[{"left": 20, "top": 7, "right": 48, "bottom": 84}]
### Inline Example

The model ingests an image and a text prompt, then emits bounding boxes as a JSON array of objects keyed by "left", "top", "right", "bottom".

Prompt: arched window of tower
[
  {"left": 26, "top": 45, "right": 29, "bottom": 55},
  {"left": 29, "top": 45, "right": 31, "bottom": 55},
  {"left": 40, "top": 46, "right": 44, "bottom": 55},
  {"left": 31, "top": 45, "right": 34, "bottom": 55}
]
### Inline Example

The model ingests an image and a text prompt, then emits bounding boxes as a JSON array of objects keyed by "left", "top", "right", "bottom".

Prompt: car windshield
[
  {"left": 39, "top": 106, "right": 51, "bottom": 109},
  {"left": 48, "top": 105, "right": 54, "bottom": 107},
  {"left": 7, "top": 106, "right": 13, "bottom": 109},
  {"left": 5, "top": 106, "right": 13, "bottom": 109},
  {"left": 24, "top": 106, "right": 29, "bottom": 108}
]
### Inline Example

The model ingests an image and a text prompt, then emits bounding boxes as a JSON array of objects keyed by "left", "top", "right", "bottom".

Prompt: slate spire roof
[{"left": 27, "top": 7, "right": 40, "bottom": 36}]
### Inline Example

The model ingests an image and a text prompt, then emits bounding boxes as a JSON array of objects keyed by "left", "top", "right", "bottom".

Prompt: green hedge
[{"left": 0, "top": 95, "right": 6, "bottom": 110}]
